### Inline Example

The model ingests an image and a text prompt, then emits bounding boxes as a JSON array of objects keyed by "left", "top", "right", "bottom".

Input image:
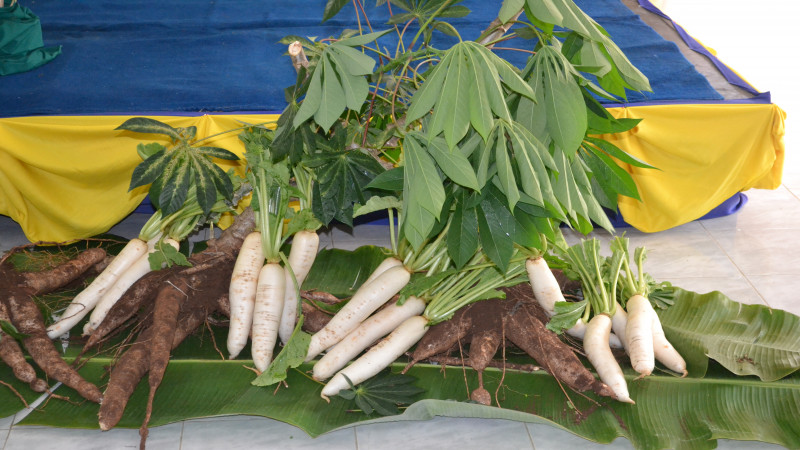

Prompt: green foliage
[
  {"left": 119, "top": 117, "right": 239, "bottom": 217},
  {"left": 252, "top": 318, "right": 312, "bottom": 387},
  {"left": 337, "top": 371, "right": 424, "bottom": 416},
  {"left": 147, "top": 240, "right": 191, "bottom": 270}
]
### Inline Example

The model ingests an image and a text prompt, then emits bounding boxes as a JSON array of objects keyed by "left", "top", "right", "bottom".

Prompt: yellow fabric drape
[
  {"left": 0, "top": 104, "right": 785, "bottom": 242},
  {"left": 606, "top": 103, "right": 785, "bottom": 232},
  {"left": 0, "top": 114, "right": 277, "bottom": 242}
]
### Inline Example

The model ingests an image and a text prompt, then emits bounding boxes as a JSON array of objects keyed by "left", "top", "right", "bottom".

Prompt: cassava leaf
[
  {"left": 129, "top": 149, "right": 170, "bottom": 191},
  {"left": 354, "top": 195, "right": 401, "bottom": 218},
  {"left": 337, "top": 371, "right": 424, "bottom": 416},
  {"left": 115, "top": 117, "right": 181, "bottom": 140},
  {"left": 158, "top": 157, "right": 192, "bottom": 217},
  {"left": 321, "top": 0, "right": 349, "bottom": 22},
  {"left": 192, "top": 146, "right": 240, "bottom": 161},
  {"left": 447, "top": 197, "right": 479, "bottom": 269},
  {"left": 366, "top": 167, "right": 404, "bottom": 192},
  {"left": 136, "top": 142, "right": 165, "bottom": 160},
  {"left": 477, "top": 187, "right": 515, "bottom": 272},
  {"left": 305, "top": 149, "right": 385, "bottom": 226}
]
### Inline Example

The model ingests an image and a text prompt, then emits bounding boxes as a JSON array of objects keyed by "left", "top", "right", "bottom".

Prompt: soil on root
[
  {"left": 0, "top": 247, "right": 107, "bottom": 403},
  {"left": 404, "top": 283, "right": 614, "bottom": 406}
]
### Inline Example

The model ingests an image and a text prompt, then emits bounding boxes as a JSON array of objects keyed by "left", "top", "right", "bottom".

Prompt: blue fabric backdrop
[{"left": 0, "top": 0, "right": 722, "bottom": 118}]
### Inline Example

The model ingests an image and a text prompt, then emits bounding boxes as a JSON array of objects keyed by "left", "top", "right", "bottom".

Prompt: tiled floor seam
[{"left": 699, "top": 220, "right": 772, "bottom": 309}]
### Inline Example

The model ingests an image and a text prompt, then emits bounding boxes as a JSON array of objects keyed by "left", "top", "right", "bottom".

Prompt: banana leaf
[{"left": 2, "top": 245, "right": 800, "bottom": 450}]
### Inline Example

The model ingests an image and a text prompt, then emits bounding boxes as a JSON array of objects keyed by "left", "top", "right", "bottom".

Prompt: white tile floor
[{"left": 2, "top": 1, "right": 798, "bottom": 449}]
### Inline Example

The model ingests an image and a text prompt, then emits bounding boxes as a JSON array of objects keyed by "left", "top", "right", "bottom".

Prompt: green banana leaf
[{"left": 2, "top": 245, "right": 800, "bottom": 450}]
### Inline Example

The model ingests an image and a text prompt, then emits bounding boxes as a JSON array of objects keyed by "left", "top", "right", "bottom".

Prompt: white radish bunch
[
  {"left": 82, "top": 238, "right": 180, "bottom": 336},
  {"left": 613, "top": 236, "right": 687, "bottom": 378},
  {"left": 46, "top": 238, "right": 149, "bottom": 339},
  {"left": 526, "top": 254, "right": 623, "bottom": 348},
  {"left": 555, "top": 238, "right": 634, "bottom": 403},
  {"left": 305, "top": 261, "right": 411, "bottom": 361},
  {"left": 313, "top": 296, "right": 426, "bottom": 381},
  {"left": 321, "top": 315, "right": 429, "bottom": 400}
]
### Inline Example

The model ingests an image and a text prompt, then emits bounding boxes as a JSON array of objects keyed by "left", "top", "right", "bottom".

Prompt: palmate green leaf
[
  {"left": 424, "top": 135, "right": 480, "bottom": 191},
  {"left": 498, "top": 0, "right": 524, "bottom": 23},
  {"left": 306, "top": 149, "right": 386, "bottom": 226},
  {"left": 317, "top": 55, "right": 348, "bottom": 132},
  {"left": 129, "top": 149, "right": 170, "bottom": 191},
  {"left": 194, "top": 154, "right": 235, "bottom": 202},
  {"left": 321, "top": 0, "right": 349, "bottom": 22},
  {"left": 585, "top": 136, "right": 655, "bottom": 170},
  {"left": 582, "top": 144, "right": 640, "bottom": 200},
  {"left": 493, "top": 128, "right": 519, "bottom": 211},
  {"left": 540, "top": 48, "right": 587, "bottom": 156},
  {"left": 192, "top": 146, "right": 240, "bottom": 161},
  {"left": 428, "top": 46, "right": 471, "bottom": 149},
  {"left": 136, "top": 142, "right": 165, "bottom": 160},
  {"left": 115, "top": 117, "right": 181, "bottom": 140},
  {"left": 353, "top": 195, "right": 402, "bottom": 218},
  {"left": 402, "top": 134, "right": 445, "bottom": 218},
  {"left": 366, "top": 167, "right": 404, "bottom": 192},
  {"left": 338, "top": 371, "right": 424, "bottom": 416},
  {"left": 157, "top": 157, "right": 192, "bottom": 217},
  {"left": 447, "top": 195, "right": 479, "bottom": 269},
  {"left": 477, "top": 186, "right": 515, "bottom": 272},
  {"left": 188, "top": 157, "right": 217, "bottom": 215}
]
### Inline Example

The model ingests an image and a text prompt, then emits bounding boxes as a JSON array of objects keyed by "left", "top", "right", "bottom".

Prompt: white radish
[
  {"left": 651, "top": 312, "right": 687, "bottom": 376},
  {"left": 526, "top": 256, "right": 562, "bottom": 314},
  {"left": 362, "top": 256, "right": 403, "bottom": 286},
  {"left": 305, "top": 264, "right": 411, "bottom": 362},
  {"left": 82, "top": 238, "right": 180, "bottom": 336},
  {"left": 565, "top": 319, "right": 624, "bottom": 349},
  {"left": 610, "top": 302, "right": 628, "bottom": 349},
  {"left": 251, "top": 263, "right": 286, "bottom": 372},
  {"left": 46, "top": 238, "right": 149, "bottom": 339},
  {"left": 321, "top": 315, "right": 429, "bottom": 400},
  {"left": 227, "top": 231, "right": 264, "bottom": 359},
  {"left": 278, "top": 230, "right": 319, "bottom": 344},
  {"left": 313, "top": 296, "right": 426, "bottom": 381},
  {"left": 626, "top": 294, "right": 655, "bottom": 377},
  {"left": 585, "top": 314, "right": 634, "bottom": 404}
]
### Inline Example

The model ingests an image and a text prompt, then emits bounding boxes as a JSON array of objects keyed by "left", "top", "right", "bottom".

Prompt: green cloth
[{"left": 1, "top": 2, "right": 61, "bottom": 76}]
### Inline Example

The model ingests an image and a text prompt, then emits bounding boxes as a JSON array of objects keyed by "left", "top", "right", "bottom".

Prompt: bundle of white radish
[
  {"left": 228, "top": 125, "right": 321, "bottom": 372},
  {"left": 305, "top": 261, "right": 411, "bottom": 361},
  {"left": 556, "top": 238, "right": 634, "bottom": 404},
  {"left": 82, "top": 238, "right": 179, "bottom": 336},
  {"left": 46, "top": 238, "right": 149, "bottom": 339},
  {"left": 526, "top": 242, "right": 623, "bottom": 349},
  {"left": 303, "top": 206, "right": 446, "bottom": 363},
  {"left": 317, "top": 252, "right": 527, "bottom": 400},
  {"left": 612, "top": 236, "right": 687, "bottom": 377}
]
